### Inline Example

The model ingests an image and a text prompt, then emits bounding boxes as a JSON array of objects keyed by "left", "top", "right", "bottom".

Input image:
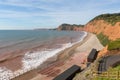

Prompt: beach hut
[
  {"left": 53, "top": 65, "right": 81, "bottom": 80},
  {"left": 87, "top": 49, "right": 98, "bottom": 63}
]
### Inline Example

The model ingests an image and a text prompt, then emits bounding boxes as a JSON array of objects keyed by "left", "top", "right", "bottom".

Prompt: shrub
[{"left": 108, "top": 39, "right": 120, "bottom": 50}]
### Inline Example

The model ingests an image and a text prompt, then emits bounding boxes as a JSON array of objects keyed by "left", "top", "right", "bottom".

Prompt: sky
[{"left": 0, "top": 0, "right": 120, "bottom": 29}]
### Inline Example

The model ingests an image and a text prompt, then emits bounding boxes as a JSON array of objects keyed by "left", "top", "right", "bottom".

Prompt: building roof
[
  {"left": 53, "top": 65, "right": 81, "bottom": 80},
  {"left": 87, "top": 48, "right": 97, "bottom": 60}
]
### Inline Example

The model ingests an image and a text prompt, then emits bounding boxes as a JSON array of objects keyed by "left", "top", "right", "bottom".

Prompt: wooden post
[
  {"left": 107, "top": 71, "right": 109, "bottom": 79},
  {"left": 118, "top": 71, "right": 120, "bottom": 79},
  {"left": 117, "top": 71, "right": 119, "bottom": 79}
]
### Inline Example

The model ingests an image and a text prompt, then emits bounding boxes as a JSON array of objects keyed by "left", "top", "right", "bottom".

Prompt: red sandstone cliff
[
  {"left": 83, "top": 13, "right": 120, "bottom": 57},
  {"left": 84, "top": 20, "right": 120, "bottom": 40}
]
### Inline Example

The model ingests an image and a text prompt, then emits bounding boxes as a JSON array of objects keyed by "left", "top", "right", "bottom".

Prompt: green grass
[
  {"left": 108, "top": 39, "right": 120, "bottom": 50},
  {"left": 112, "top": 65, "right": 120, "bottom": 70},
  {"left": 97, "top": 33, "right": 120, "bottom": 50},
  {"left": 97, "top": 33, "right": 110, "bottom": 46}
]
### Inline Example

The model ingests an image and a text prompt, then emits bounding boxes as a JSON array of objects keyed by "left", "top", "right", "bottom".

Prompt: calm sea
[{"left": 0, "top": 30, "right": 86, "bottom": 54}]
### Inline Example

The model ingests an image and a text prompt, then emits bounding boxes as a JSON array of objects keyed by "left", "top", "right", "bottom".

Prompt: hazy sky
[{"left": 0, "top": 0, "right": 120, "bottom": 29}]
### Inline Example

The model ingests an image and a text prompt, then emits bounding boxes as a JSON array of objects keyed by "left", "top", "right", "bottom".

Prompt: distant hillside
[{"left": 57, "top": 23, "right": 84, "bottom": 31}]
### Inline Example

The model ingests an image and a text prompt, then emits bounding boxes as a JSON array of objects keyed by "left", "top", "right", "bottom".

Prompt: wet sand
[{"left": 11, "top": 33, "right": 103, "bottom": 80}]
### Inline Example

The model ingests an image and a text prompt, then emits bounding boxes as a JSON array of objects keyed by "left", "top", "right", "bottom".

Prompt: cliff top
[{"left": 89, "top": 13, "right": 120, "bottom": 25}]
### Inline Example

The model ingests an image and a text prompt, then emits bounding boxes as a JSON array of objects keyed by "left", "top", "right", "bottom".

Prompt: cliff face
[
  {"left": 84, "top": 13, "right": 120, "bottom": 57},
  {"left": 57, "top": 24, "right": 84, "bottom": 31},
  {"left": 84, "top": 20, "right": 120, "bottom": 40},
  {"left": 57, "top": 14, "right": 120, "bottom": 41}
]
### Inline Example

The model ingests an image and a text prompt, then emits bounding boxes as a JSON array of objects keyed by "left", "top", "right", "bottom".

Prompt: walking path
[{"left": 98, "top": 54, "right": 120, "bottom": 72}]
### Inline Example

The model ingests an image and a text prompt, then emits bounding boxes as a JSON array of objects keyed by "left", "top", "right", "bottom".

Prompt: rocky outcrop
[{"left": 57, "top": 24, "right": 84, "bottom": 31}]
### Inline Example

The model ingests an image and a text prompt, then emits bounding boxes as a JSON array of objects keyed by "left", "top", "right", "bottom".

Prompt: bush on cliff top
[
  {"left": 108, "top": 39, "right": 120, "bottom": 50},
  {"left": 90, "top": 13, "right": 120, "bottom": 26}
]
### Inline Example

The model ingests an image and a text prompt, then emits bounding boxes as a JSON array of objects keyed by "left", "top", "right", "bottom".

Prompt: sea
[
  {"left": 0, "top": 30, "right": 87, "bottom": 54},
  {"left": 0, "top": 30, "right": 87, "bottom": 79}
]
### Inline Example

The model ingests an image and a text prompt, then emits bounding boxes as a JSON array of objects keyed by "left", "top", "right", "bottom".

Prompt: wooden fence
[{"left": 92, "top": 71, "right": 120, "bottom": 80}]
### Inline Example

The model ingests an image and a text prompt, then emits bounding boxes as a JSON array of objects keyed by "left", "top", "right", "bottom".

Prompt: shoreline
[
  {"left": 0, "top": 32, "right": 104, "bottom": 80},
  {"left": 37, "top": 31, "right": 88, "bottom": 69},
  {"left": 39, "top": 32, "right": 97, "bottom": 70},
  {"left": 12, "top": 32, "right": 104, "bottom": 80},
  {"left": 11, "top": 32, "right": 89, "bottom": 80},
  {"left": 30, "top": 32, "right": 104, "bottom": 80},
  {"left": 0, "top": 31, "right": 86, "bottom": 61},
  {"left": 0, "top": 31, "right": 87, "bottom": 80}
]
